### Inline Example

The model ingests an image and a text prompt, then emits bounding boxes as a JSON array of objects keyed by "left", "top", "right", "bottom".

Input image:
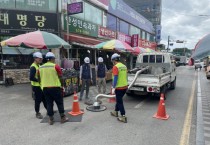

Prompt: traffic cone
[
  {"left": 68, "top": 91, "right": 84, "bottom": 116},
  {"left": 153, "top": 93, "right": 169, "bottom": 120},
  {"left": 108, "top": 86, "right": 116, "bottom": 103}
]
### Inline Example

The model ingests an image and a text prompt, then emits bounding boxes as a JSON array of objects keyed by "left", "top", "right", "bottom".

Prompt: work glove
[{"left": 111, "top": 87, "right": 115, "bottom": 95}]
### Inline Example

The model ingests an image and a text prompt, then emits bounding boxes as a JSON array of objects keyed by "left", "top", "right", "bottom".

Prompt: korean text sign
[
  {"left": 98, "top": 26, "right": 116, "bottom": 39},
  {"left": 0, "top": 9, "right": 58, "bottom": 35},
  {"left": 64, "top": 15, "right": 98, "bottom": 37}
]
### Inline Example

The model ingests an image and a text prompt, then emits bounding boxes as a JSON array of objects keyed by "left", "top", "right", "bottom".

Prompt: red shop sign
[
  {"left": 131, "top": 34, "right": 139, "bottom": 47},
  {"left": 117, "top": 32, "right": 131, "bottom": 45},
  {"left": 98, "top": 26, "right": 116, "bottom": 39}
]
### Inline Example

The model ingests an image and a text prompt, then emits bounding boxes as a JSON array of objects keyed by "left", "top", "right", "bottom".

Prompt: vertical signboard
[{"left": 131, "top": 34, "right": 139, "bottom": 47}]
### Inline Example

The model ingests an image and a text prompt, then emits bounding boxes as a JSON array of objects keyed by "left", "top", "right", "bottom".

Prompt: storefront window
[
  {"left": 0, "top": 0, "right": 57, "bottom": 13},
  {"left": 119, "top": 20, "right": 129, "bottom": 35},
  {"left": 0, "top": 0, "right": 15, "bottom": 9},
  {"left": 147, "top": 33, "right": 150, "bottom": 41},
  {"left": 85, "top": 2, "right": 102, "bottom": 25},
  {"left": 73, "top": 2, "right": 102, "bottom": 25},
  {"left": 129, "top": 25, "right": 140, "bottom": 36},
  {"left": 107, "top": 14, "right": 117, "bottom": 31},
  {"left": 141, "top": 31, "right": 146, "bottom": 40}
]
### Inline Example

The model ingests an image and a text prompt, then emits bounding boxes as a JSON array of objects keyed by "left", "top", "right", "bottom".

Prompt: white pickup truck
[{"left": 127, "top": 53, "right": 176, "bottom": 97}]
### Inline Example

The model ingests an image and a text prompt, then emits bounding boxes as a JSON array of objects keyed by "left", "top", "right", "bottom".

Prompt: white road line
[{"left": 134, "top": 99, "right": 147, "bottom": 109}]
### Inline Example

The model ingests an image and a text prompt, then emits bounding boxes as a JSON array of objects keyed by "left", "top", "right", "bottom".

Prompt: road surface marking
[
  {"left": 134, "top": 100, "right": 147, "bottom": 109},
  {"left": 179, "top": 72, "right": 196, "bottom": 145}
]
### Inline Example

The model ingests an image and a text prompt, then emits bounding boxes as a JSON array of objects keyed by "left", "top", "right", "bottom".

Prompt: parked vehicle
[
  {"left": 194, "top": 60, "right": 202, "bottom": 70},
  {"left": 127, "top": 52, "right": 177, "bottom": 98},
  {"left": 179, "top": 56, "right": 187, "bottom": 66}
]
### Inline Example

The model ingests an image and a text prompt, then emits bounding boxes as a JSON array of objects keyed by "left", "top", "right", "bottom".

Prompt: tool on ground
[
  {"left": 86, "top": 67, "right": 150, "bottom": 112},
  {"left": 153, "top": 93, "right": 169, "bottom": 120}
]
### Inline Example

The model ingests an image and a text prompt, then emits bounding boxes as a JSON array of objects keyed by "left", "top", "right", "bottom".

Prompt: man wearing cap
[
  {"left": 96, "top": 57, "right": 107, "bottom": 94},
  {"left": 79, "top": 57, "right": 92, "bottom": 101},
  {"left": 39, "top": 52, "right": 68, "bottom": 125},
  {"left": 30, "top": 52, "right": 47, "bottom": 119},
  {"left": 110, "top": 53, "right": 128, "bottom": 123}
]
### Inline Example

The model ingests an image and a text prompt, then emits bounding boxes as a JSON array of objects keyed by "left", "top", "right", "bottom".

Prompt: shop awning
[
  {"left": 2, "top": 47, "right": 21, "bottom": 55},
  {"left": 2, "top": 46, "right": 36, "bottom": 55},
  {"left": 64, "top": 34, "right": 103, "bottom": 46}
]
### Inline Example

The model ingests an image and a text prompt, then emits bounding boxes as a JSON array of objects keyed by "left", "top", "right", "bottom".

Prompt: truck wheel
[
  {"left": 160, "top": 85, "right": 167, "bottom": 100},
  {"left": 170, "top": 78, "right": 176, "bottom": 90},
  {"left": 126, "top": 90, "right": 134, "bottom": 96}
]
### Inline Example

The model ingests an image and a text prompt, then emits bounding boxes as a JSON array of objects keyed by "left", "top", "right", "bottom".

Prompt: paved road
[{"left": 0, "top": 66, "right": 197, "bottom": 145}]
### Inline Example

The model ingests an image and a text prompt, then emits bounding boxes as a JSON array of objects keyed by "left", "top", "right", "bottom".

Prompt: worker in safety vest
[
  {"left": 39, "top": 52, "right": 68, "bottom": 125},
  {"left": 30, "top": 52, "right": 47, "bottom": 119},
  {"left": 110, "top": 53, "right": 128, "bottom": 123}
]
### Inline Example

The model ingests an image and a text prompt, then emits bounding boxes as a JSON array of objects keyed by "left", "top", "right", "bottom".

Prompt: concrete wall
[{"left": 3, "top": 69, "right": 30, "bottom": 84}]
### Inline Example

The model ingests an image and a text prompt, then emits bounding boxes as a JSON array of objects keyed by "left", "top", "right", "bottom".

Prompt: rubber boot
[
  {"left": 117, "top": 115, "right": 127, "bottom": 123},
  {"left": 49, "top": 116, "right": 54, "bottom": 125},
  {"left": 110, "top": 111, "right": 118, "bottom": 117},
  {"left": 36, "top": 113, "right": 43, "bottom": 119},
  {"left": 60, "top": 115, "right": 68, "bottom": 123}
]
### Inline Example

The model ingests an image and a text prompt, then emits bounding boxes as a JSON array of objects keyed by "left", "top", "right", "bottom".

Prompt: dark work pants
[
  {"left": 115, "top": 89, "right": 127, "bottom": 116},
  {"left": 43, "top": 87, "right": 65, "bottom": 117},
  {"left": 32, "top": 86, "right": 47, "bottom": 113},
  {"left": 80, "top": 79, "right": 90, "bottom": 99}
]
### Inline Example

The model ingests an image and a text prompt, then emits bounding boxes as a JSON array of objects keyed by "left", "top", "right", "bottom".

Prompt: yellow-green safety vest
[
  {"left": 113, "top": 62, "right": 128, "bottom": 88},
  {"left": 30, "top": 63, "right": 40, "bottom": 87},
  {"left": 39, "top": 62, "right": 61, "bottom": 89}
]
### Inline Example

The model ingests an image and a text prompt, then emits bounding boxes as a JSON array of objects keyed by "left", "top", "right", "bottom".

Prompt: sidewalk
[{"left": 198, "top": 70, "right": 210, "bottom": 145}]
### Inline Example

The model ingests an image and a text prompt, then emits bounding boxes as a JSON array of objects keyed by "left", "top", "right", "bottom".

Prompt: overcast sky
[{"left": 161, "top": 0, "right": 210, "bottom": 50}]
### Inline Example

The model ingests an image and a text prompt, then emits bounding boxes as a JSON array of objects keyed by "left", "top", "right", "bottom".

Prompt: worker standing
[
  {"left": 79, "top": 57, "right": 92, "bottom": 101},
  {"left": 110, "top": 53, "right": 128, "bottom": 123},
  {"left": 39, "top": 52, "right": 68, "bottom": 125},
  {"left": 30, "top": 52, "right": 47, "bottom": 119},
  {"left": 96, "top": 57, "right": 107, "bottom": 94}
]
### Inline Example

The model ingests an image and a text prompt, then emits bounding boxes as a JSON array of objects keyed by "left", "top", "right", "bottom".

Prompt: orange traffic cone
[
  {"left": 108, "top": 86, "right": 116, "bottom": 103},
  {"left": 153, "top": 93, "right": 169, "bottom": 120},
  {"left": 68, "top": 92, "right": 84, "bottom": 116}
]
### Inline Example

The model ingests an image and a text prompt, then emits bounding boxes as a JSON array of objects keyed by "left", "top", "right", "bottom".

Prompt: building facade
[
  {"left": 0, "top": 0, "right": 59, "bottom": 83},
  {"left": 123, "top": 0, "right": 162, "bottom": 43}
]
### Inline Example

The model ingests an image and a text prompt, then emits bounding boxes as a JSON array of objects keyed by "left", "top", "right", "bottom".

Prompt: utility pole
[{"left": 167, "top": 35, "right": 170, "bottom": 52}]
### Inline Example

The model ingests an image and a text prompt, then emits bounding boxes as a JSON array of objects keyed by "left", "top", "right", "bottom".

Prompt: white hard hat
[
  {"left": 46, "top": 52, "right": 55, "bottom": 59},
  {"left": 111, "top": 53, "right": 120, "bottom": 61},
  {"left": 98, "top": 57, "right": 103, "bottom": 62},
  {"left": 84, "top": 57, "right": 90, "bottom": 63},
  {"left": 33, "top": 52, "right": 43, "bottom": 59}
]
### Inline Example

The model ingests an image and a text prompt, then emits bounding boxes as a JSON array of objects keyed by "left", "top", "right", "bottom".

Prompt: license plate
[{"left": 130, "top": 87, "right": 144, "bottom": 91}]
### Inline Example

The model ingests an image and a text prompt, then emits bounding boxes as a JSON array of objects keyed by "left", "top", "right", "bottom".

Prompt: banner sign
[
  {"left": 67, "top": 2, "right": 83, "bottom": 15},
  {"left": 98, "top": 26, "right": 116, "bottom": 39},
  {"left": 117, "top": 32, "right": 131, "bottom": 46},
  {"left": 131, "top": 34, "right": 139, "bottom": 47},
  {"left": 0, "top": 9, "right": 58, "bottom": 35},
  {"left": 108, "top": 0, "right": 154, "bottom": 34},
  {"left": 64, "top": 15, "right": 98, "bottom": 37}
]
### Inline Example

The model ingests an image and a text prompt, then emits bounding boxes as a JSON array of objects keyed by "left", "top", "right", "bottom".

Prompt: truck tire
[
  {"left": 126, "top": 90, "right": 134, "bottom": 96},
  {"left": 170, "top": 78, "right": 176, "bottom": 90}
]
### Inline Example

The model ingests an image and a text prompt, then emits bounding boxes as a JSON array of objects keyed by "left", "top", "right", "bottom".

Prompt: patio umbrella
[
  {"left": 192, "top": 33, "right": 210, "bottom": 60},
  {"left": 95, "top": 39, "right": 133, "bottom": 53},
  {"left": 132, "top": 47, "right": 146, "bottom": 55},
  {"left": 2, "top": 31, "right": 70, "bottom": 49}
]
